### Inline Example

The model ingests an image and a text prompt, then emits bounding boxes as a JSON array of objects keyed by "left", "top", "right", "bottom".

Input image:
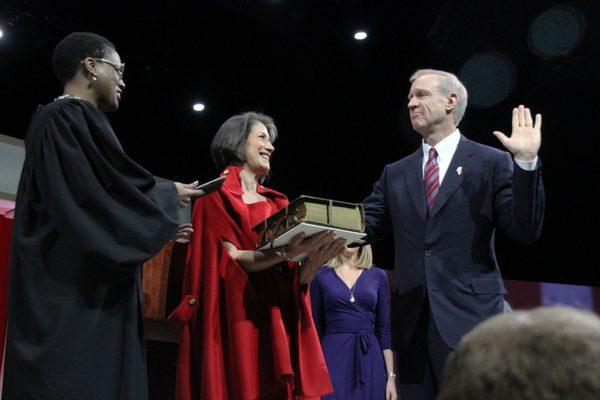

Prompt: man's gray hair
[{"left": 410, "top": 69, "right": 468, "bottom": 126}]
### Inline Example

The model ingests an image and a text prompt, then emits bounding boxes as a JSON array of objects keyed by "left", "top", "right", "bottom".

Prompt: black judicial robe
[{"left": 2, "top": 98, "right": 180, "bottom": 400}]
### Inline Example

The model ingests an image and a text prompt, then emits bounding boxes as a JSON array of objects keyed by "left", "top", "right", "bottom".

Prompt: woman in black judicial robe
[{"left": 3, "top": 32, "right": 199, "bottom": 400}]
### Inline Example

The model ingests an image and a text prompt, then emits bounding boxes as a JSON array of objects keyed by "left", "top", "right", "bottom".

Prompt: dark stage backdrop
[{"left": 0, "top": 1, "right": 599, "bottom": 286}]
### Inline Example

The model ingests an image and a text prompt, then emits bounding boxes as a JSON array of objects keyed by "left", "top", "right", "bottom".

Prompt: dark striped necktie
[{"left": 424, "top": 147, "right": 439, "bottom": 214}]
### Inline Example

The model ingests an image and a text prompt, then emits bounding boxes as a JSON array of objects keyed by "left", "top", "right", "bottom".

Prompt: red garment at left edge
[
  {"left": 169, "top": 165, "right": 333, "bottom": 400},
  {"left": 0, "top": 211, "right": 13, "bottom": 381}
]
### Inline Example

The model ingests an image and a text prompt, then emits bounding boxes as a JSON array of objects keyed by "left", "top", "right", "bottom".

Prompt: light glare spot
[
  {"left": 528, "top": 6, "right": 585, "bottom": 59},
  {"left": 354, "top": 31, "right": 367, "bottom": 40}
]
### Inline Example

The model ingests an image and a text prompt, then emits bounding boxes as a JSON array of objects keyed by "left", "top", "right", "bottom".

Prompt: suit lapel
[
  {"left": 404, "top": 149, "right": 427, "bottom": 222},
  {"left": 429, "top": 136, "right": 475, "bottom": 219}
]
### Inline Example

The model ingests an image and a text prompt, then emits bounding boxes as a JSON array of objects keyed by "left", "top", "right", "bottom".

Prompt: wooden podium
[
  {"left": 142, "top": 240, "right": 189, "bottom": 399},
  {"left": 142, "top": 240, "right": 188, "bottom": 343}
]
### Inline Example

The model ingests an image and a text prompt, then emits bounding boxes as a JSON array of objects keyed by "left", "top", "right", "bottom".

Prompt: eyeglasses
[{"left": 85, "top": 58, "right": 125, "bottom": 80}]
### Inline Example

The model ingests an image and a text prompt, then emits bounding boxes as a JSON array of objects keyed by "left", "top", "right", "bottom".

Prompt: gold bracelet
[{"left": 387, "top": 372, "right": 396, "bottom": 380}]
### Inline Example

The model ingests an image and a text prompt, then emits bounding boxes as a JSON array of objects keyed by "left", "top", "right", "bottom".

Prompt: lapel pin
[{"left": 457, "top": 166, "right": 463, "bottom": 176}]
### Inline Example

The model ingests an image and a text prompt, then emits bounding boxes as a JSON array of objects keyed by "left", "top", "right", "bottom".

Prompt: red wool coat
[{"left": 169, "top": 166, "right": 332, "bottom": 399}]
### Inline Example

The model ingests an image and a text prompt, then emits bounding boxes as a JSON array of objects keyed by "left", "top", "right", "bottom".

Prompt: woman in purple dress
[{"left": 311, "top": 245, "right": 398, "bottom": 399}]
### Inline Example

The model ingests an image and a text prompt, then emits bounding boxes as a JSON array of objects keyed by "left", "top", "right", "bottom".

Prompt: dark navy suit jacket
[{"left": 362, "top": 135, "right": 545, "bottom": 350}]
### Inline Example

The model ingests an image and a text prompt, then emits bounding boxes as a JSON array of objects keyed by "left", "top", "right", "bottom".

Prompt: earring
[{"left": 92, "top": 75, "right": 97, "bottom": 81}]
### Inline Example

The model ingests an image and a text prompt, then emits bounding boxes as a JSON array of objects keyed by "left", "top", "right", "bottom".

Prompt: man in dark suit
[{"left": 362, "top": 69, "right": 545, "bottom": 400}]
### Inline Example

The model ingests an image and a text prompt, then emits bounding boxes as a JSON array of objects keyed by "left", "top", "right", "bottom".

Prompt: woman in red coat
[{"left": 169, "top": 112, "right": 345, "bottom": 399}]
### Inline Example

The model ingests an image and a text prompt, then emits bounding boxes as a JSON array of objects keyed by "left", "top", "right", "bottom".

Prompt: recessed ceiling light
[
  {"left": 354, "top": 31, "right": 367, "bottom": 40},
  {"left": 0, "top": 29, "right": 4, "bottom": 39},
  {"left": 192, "top": 103, "right": 205, "bottom": 112}
]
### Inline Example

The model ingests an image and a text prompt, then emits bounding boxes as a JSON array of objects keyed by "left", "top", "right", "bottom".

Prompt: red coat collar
[{"left": 219, "top": 165, "right": 287, "bottom": 201}]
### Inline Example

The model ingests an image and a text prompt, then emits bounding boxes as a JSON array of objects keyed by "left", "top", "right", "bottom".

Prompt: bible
[{"left": 254, "top": 195, "right": 366, "bottom": 261}]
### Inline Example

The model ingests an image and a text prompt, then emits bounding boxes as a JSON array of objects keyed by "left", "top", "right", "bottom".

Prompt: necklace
[
  {"left": 54, "top": 94, "right": 82, "bottom": 101},
  {"left": 336, "top": 267, "right": 362, "bottom": 303},
  {"left": 349, "top": 282, "right": 357, "bottom": 303}
]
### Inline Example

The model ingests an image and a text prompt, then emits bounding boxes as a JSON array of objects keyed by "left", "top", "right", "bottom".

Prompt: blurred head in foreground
[{"left": 438, "top": 306, "right": 600, "bottom": 400}]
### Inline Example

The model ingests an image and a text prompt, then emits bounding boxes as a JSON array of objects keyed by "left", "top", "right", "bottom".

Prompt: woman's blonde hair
[{"left": 328, "top": 245, "right": 373, "bottom": 269}]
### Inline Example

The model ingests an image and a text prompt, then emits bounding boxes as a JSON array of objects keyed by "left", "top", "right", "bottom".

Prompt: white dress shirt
[{"left": 421, "top": 129, "right": 538, "bottom": 184}]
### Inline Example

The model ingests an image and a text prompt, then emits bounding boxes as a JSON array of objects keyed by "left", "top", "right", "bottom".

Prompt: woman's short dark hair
[
  {"left": 210, "top": 112, "right": 278, "bottom": 171},
  {"left": 52, "top": 32, "right": 116, "bottom": 85}
]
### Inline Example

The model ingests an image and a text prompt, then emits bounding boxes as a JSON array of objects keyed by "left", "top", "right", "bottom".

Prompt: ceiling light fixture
[{"left": 354, "top": 31, "right": 367, "bottom": 40}]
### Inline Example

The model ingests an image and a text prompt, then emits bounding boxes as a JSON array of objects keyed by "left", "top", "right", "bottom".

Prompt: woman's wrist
[
  {"left": 302, "top": 258, "right": 313, "bottom": 270},
  {"left": 298, "top": 260, "right": 318, "bottom": 284},
  {"left": 274, "top": 245, "right": 291, "bottom": 261},
  {"left": 387, "top": 372, "right": 396, "bottom": 380}
]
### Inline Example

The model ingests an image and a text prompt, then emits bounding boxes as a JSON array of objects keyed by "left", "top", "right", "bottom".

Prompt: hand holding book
[
  {"left": 285, "top": 231, "right": 346, "bottom": 260},
  {"left": 284, "top": 231, "right": 346, "bottom": 285},
  {"left": 255, "top": 196, "right": 366, "bottom": 261},
  {"left": 222, "top": 230, "right": 345, "bottom": 283}
]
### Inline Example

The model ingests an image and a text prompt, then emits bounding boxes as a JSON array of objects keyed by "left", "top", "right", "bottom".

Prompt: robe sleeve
[
  {"left": 32, "top": 101, "right": 179, "bottom": 273},
  {"left": 168, "top": 192, "right": 233, "bottom": 328}
]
